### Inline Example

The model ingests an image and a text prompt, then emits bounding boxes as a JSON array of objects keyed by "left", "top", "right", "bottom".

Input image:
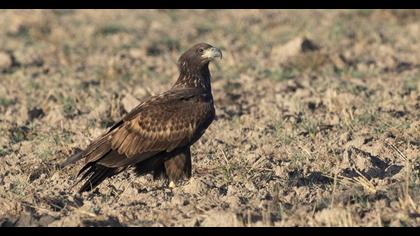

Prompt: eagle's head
[
  {"left": 178, "top": 43, "right": 222, "bottom": 70},
  {"left": 174, "top": 43, "right": 222, "bottom": 89}
]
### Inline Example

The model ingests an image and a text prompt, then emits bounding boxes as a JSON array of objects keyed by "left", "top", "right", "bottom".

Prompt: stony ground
[{"left": 0, "top": 10, "right": 419, "bottom": 227}]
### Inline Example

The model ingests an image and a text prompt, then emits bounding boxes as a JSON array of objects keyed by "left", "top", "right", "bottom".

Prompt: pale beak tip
[{"left": 214, "top": 47, "right": 222, "bottom": 59}]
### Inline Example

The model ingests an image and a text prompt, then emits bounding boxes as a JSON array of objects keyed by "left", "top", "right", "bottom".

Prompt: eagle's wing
[{"left": 64, "top": 87, "right": 213, "bottom": 171}]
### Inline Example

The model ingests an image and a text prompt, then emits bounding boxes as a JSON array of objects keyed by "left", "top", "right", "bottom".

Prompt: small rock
[
  {"left": 245, "top": 181, "right": 257, "bottom": 192},
  {"left": 353, "top": 153, "right": 371, "bottom": 172},
  {"left": 380, "top": 213, "right": 392, "bottom": 225},
  {"left": 224, "top": 195, "right": 240, "bottom": 208},
  {"left": 121, "top": 94, "right": 140, "bottom": 113},
  {"left": 274, "top": 166, "right": 284, "bottom": 177},
  {"left": 390, "top": 201, "right": 400, "bottom": 209},
  {"left": 272, "top": 37, "right": 319, "bottom": 63},
  {"left": 50, "top": 172, "right": 60, "bottom": 181},
  {"left": 0, "top": 52, "right": 13, "bottom": 71},
  {"left": 13, "top": 50, "right": 43, "bottom": 67},
  {"left": 128, "top": 48, "right": 144, "bottom": 60},
  {"left": 182, "top": 178, "right": 206, "bottom": 195},
  {"left": 226, "top": 185, "right": 238, "bottom": 196}
]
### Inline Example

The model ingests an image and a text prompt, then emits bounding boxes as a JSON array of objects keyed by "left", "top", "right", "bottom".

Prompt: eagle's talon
[{"left": 169, "top": 181, "right": 176, "bottom": 189}]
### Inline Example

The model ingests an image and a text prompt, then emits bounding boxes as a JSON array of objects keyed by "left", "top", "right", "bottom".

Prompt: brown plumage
[{"left": 61, "top": 43, "right": 222, "bottom": 192}]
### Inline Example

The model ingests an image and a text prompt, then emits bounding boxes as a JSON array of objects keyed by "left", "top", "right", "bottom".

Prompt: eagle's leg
[{"left": 164, "top": 147, "right": 191, "bottom": 187}]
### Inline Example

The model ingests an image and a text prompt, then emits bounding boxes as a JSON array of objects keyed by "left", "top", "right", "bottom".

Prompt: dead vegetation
[{"left": 0, "top": 10, "right": 419, "bottom": 226}]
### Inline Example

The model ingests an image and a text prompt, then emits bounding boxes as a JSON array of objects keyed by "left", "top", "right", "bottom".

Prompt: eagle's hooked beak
[{"left": 202, "top": 47, "right": 222, "bottom": 60}]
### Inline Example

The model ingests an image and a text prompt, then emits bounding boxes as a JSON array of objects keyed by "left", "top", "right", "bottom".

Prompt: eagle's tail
[
  {"left": 61, "top": 134, "right": 111, "bottom": 168},
  {"left": 76, "top": 163, "right": 116, "bottom": 193}
]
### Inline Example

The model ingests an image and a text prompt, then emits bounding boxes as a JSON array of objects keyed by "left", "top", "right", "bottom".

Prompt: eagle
[{"left": 61, "top": 43, "right": 222, "bottom": 193}]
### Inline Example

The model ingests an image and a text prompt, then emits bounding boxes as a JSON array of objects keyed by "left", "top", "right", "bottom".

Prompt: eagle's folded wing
[{"left": 69, "top": 87, "right": 212, "bottom": 170}]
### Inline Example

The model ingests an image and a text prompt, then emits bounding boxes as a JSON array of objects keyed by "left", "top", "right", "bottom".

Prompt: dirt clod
[{"left": 0, "top": 52, "right": 13, "bottom": 71}]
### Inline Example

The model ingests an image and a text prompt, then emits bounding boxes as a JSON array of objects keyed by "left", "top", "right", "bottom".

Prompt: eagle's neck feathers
[{"left": 173, "top": 60, "right": 212, "bottom": 92}]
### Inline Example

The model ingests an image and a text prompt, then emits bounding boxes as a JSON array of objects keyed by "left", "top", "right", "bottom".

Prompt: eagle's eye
[{"left": 198, "top": 48, "right": 204, "bottom": 53}]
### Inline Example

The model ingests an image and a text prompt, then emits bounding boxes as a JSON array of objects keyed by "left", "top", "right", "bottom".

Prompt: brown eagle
[{"left": 61, "top": 43, "right": 222, "bottom": 192}]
